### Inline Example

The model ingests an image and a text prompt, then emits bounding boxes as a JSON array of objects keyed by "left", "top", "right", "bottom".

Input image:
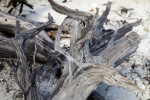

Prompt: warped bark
[{"left": 0, "top": 1, "right": 145, "bottom": 100}]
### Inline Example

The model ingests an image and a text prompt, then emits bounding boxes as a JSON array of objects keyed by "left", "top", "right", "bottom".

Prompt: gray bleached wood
[
  {"left": 0, "top": 1, "right": 144, "bottom": 100},
  {"left": 0, "top": 12, "right": 55, "bottom": 64}
]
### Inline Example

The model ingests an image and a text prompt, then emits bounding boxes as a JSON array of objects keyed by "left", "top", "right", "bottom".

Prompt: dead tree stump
[{"left": 0, "top": 0, "right": 144, "bottom": 100}]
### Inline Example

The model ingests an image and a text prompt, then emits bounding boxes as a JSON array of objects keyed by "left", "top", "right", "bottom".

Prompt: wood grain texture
[{"left": 0, "top": 1, "right": 143, "bottom": 100}]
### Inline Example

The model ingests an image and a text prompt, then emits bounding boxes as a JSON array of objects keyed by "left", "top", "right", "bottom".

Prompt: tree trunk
[{"left": 0, "top": 1, "right": 144, "bottom": 100}]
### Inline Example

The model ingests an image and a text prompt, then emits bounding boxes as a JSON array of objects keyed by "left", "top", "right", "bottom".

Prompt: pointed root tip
[
  {"left": 108, "top": 1, "right": 113, "bottom": 6},
  {"left": 48, "top": 13, "right": 53, "bottom": 21},
  {"left": 137, "top": 19, "right": 142, "bottom": 24},
  {"left": 132, "top": 19, "right": 142, "bottom": 26},
  {"left": 96, "top": 8, "right": 99, "bottom": 12}
]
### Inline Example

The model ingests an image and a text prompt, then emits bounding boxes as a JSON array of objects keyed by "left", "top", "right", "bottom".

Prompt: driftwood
[{"left": 0, "top": 0, "right": 144, "bottom": 100}]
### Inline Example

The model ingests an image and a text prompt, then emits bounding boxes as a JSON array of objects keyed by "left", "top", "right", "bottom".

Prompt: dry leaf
[{"left": 90, "top": 9, "right": 94, "bottom": 12}]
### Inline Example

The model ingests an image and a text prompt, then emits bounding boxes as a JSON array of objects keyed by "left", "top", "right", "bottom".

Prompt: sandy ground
[{"left": 0, "top": 0, "right": 150, "bottom": 100}]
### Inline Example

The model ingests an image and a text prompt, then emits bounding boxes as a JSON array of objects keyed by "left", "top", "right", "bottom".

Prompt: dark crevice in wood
[{"left": 87, "top": 91, "right": 105, "bottom": 100}]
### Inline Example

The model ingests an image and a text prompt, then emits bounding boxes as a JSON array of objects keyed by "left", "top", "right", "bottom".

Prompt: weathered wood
[
  {"left": 0, "top": 1, "right": 144, "bottom": 100},
  {"left": 0, "top": 11, "right": 55, "bottom": 64},
  {"left": 6, "top": 13, "right": 54, "bottom": 100},
  {"left": 51, "top": 64, "right": 144, "bottom": 100},
  {"left": 48, "top": 1, "right": 144, "bottom": 100},
  {"left": 48, "top": 0, "right": 93, "bottom": 24}
]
